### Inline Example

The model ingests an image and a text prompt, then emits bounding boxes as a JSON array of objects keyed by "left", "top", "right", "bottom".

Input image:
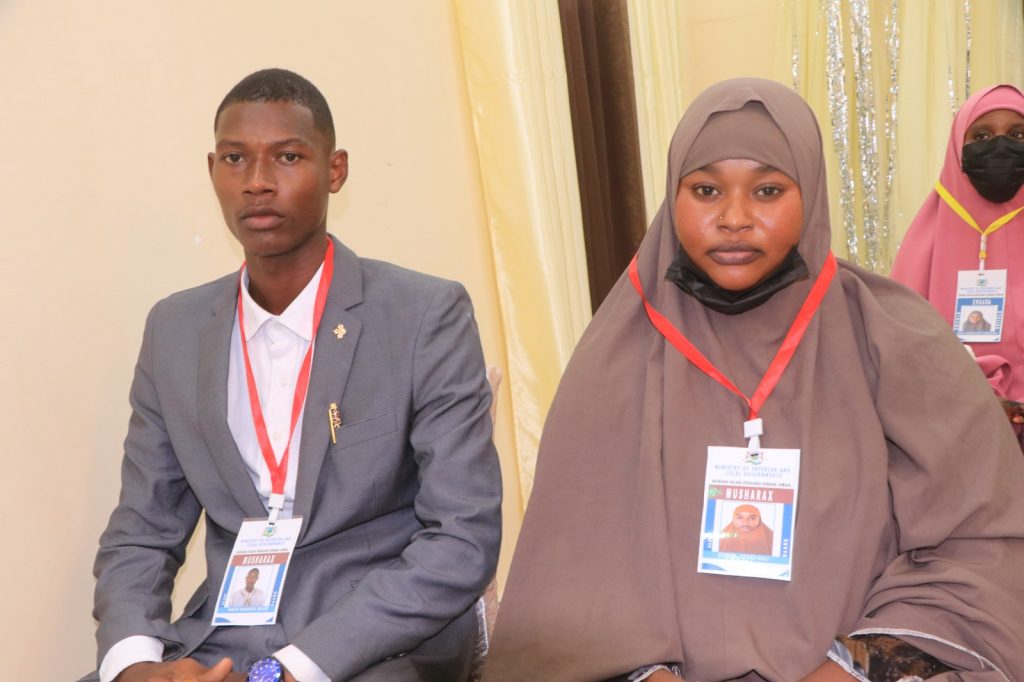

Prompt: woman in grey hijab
[{"left": 484, "top": 79, "right": 1024, "bottom": 681}]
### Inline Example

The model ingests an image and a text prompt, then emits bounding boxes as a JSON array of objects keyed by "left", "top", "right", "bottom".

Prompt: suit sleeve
[
  {"left": 92, "top": 300, "right": 202, "bottom": 665},
  {"left": 289, "top": 281, "right": 502, "bottom": 680}
]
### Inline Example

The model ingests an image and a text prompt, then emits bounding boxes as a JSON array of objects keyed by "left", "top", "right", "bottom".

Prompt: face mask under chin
[
  {"left": 665, "top": 246, "right": 809, "bottom": 315},
  {"left": 962, "top": 135, "right": 1024, "bottom": 203}
]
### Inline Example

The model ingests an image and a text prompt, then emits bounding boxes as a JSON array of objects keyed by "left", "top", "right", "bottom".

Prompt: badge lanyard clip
[
  {"left": 744, "top": 418, "right": 764, "bottom": 463},
  {"left": 979, "top": 233, "right": 988, "bottom": 283},
  {"left": 266, "top": 493, "right": 286, "bottom": 531}
]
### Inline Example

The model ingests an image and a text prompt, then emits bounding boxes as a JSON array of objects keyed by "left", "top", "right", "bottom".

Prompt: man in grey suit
[{"left": 86, "top": 69, "right": 502, "bottom": 682}]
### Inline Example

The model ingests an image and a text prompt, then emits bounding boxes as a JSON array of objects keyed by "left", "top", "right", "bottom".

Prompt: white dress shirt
[{"left": 100, "top": 265, "right": 330, "bottom": 682}]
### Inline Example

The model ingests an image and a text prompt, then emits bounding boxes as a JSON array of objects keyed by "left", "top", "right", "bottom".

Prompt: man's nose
[{"left": 244, "top": 156, "right": 275, "bottom": 194}]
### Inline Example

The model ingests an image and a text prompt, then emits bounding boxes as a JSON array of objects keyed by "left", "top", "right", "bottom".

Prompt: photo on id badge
[
  {"left": 214, "top": 556, "right": 287, "bottom": 625},
  {"left": 955, "top": 303, "right": 1001, "bottom": 341},
  {"left": 714, "top": 502, "right": 779, "bottom": 556}
]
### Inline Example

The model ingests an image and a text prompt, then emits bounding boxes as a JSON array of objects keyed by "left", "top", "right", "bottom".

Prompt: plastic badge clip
[
  {"left": 265, "top": 493, "right": 286, "bottom": 535},
  {"left": 744, "top": 418, "right": 764, "bottom": 464}
]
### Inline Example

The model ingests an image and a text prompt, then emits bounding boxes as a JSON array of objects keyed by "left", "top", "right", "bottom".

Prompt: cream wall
[{"left": 0, "top": 2, "right": 519, "bottom": 679}]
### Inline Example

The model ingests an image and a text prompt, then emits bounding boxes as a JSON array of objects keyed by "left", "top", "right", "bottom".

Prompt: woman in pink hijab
[{"left": 891, "top": 85, "right": 1024, "bottom": 426}]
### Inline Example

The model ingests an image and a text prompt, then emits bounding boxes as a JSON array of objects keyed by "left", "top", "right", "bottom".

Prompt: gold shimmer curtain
[
  {"left": 454, "top": 1, "right": 592, "bottom": 505},
  {"left": 628, "top": 0, "right": 1024, "bottom": 273}
]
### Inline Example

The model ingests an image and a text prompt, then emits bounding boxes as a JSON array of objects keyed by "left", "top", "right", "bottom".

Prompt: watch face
[{"left": 247, "top": 657, "right": 283, "bottom": 682}]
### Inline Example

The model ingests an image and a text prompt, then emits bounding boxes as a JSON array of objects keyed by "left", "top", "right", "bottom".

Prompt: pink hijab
[{"left": 891, "top": 84, "right": 1024, "bottom": 400}]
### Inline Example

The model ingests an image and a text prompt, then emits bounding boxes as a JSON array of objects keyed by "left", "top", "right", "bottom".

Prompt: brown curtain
[{"left": 559, "top": 0, "right": 647, "bottom": 311}]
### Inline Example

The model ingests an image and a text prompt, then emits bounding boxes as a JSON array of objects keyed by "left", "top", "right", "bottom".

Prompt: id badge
[
  {"left": 954, "top": 269, "right": 1006, "bottom": 343},
  {"left": 212, "top": 516, "right": 302, "bottom": 626},
  {"left": 697, "top": 446, "right": 800, "bottom": 581}
]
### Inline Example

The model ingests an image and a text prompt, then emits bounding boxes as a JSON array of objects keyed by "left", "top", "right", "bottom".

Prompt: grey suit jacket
[{"left": 91, "top": 236, "right": 502, "bottom": 680}]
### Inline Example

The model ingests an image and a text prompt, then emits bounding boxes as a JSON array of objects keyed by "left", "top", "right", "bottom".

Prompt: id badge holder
[
  {"left": 212, "top": 514, "right": 302, "bottom": 626},
  {"left": 954, "top": 269, "right": 1006, "bottom": 343},
  {"left": 697, "top": 433, "right": 801, "bottom": 581}
]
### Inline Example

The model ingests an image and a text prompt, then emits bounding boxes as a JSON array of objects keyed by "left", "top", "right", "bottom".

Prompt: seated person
[
  {"left": 483, "top": 78, "right": 1024, "bottom": 681},
  {"left": 892, "top": 84, "right": 1024, "bottom": 429},
  {"left": 83, "top": 68, "right": 502, "bottom": 682}
]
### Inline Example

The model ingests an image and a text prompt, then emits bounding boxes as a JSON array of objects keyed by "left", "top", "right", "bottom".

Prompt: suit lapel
[
  {"left": 197, "top": 274, "right": 268, "bottom": 519},
  {"left": 293, "top": 236, "right": 365, "bottom": 532}
]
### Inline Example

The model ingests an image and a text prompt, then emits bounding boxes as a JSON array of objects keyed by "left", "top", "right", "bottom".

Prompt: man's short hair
[
  {"left": 248, "top": 567, "right": 260, "bottom": 576},
  {"left": 215, "top": 68, "right": 335, "bottom": 149}
]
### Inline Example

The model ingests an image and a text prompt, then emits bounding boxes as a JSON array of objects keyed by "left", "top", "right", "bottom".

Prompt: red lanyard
[
  {"left": 628, "top": 251, "right": 837, "bottom": 422},
  {"left": 237, "top": 239, "right": 334, "bottom": 512}
]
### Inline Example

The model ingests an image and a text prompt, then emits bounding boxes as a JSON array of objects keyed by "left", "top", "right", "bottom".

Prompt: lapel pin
[
  {"left": 332, "top": 324, "right": 347, "bottom": 340},
  {"left": 329, "top": 403, "right": 342, "bottom": 444}
]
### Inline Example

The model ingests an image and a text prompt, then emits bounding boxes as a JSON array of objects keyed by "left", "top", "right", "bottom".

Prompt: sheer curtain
[
  {"left": 454, "top": 1, "right": 592, "bottom": 505},
  {"left": 628, "top": 0, "right": 1024, "bottom": 273}
]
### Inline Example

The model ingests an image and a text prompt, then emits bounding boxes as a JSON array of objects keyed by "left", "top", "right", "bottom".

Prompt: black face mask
[
  {"left": 665, "top": 246, "right": 809, "bottom": 315},
  {"left": 962, "top": 135, "right": 1024, "bottom": 203}
]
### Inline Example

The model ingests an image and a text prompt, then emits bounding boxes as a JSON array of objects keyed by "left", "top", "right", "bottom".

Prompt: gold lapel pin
[
  {"left": 332, "top": 324, "right": 347, "bottom": 340},
  {"left": 329, "top": 403, "right": 342, "bottom": 444}
]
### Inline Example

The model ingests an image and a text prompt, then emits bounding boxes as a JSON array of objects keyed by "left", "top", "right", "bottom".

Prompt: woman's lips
[{"left": 708, "top": 244, "right": 761, "bottom": 265}]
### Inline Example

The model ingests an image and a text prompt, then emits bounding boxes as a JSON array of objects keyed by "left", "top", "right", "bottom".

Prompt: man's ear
[
  {"left": 329, "top": 149, "right": 348, "bottom": 193},
  {"left": 207, "top": 152, "right": 215, "bottom": 178}
]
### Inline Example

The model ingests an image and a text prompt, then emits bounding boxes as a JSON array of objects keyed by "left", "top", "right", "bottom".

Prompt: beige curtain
[
  {"left": 626, "top": 0, "right": 687, "bottom": 224},
  {"left": 628, "top": 0, "right": 1024, "bottom": 273},
  {"left": 627, "top": 0, "right": 786, "bottom": 225},
  {"left": 454, "top": 1, "right": 592, "bottom": 506}
]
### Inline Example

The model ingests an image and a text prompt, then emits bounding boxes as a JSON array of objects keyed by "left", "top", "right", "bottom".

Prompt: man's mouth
[{"left": 240, "top": 206, "right": 284, "bottom": 229}]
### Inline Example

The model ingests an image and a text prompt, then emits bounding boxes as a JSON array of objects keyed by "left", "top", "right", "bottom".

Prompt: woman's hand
[
  {"left": 799, "top": 660, "right": 857, "bottom": 681},
  {"left": 1000, "top": 398, "right": 1024, "bottom": 424},
  {"left": 646, "top": 670, "right": 686, "bottom": 682}
]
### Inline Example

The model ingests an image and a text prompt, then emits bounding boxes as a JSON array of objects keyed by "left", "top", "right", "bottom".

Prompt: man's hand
[{"left": 116, "top": 657, "right": 233, "bottom": 682}]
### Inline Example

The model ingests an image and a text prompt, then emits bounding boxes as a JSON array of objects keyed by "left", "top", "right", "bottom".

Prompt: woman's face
[
  {"left": 968, "top": 311, "right": 983, "bottom": 323},
  {"left": 732, "top": 508, "right": 761, "bottom": 533},
  {"left": 964, "top": 108, "right": 1024, "bottom": 144},
  {"left": 674, "top": 159, "right": 804, "bottom": 292}
]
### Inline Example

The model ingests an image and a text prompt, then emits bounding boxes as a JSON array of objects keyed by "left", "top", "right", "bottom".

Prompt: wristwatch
[{"left": 247, "top": 657, "right": 284, "bottom": 682}]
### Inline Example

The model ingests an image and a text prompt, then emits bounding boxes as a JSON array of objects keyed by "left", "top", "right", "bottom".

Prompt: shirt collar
[{"left": 239, "top": 263, "right": 325, "bottom": 342}]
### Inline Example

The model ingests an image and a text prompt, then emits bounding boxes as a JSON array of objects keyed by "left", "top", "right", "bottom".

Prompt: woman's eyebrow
[{"left": 692, "top": 162, "right": 781, "bottom": 174}]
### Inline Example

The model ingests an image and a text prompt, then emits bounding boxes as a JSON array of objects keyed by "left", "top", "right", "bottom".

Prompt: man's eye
[
  {"left": 224, "top": 153, "right": 243, "bottom": 164},
  {"left": 281, "top": 152, "right": 300, "bottom": 163}
]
